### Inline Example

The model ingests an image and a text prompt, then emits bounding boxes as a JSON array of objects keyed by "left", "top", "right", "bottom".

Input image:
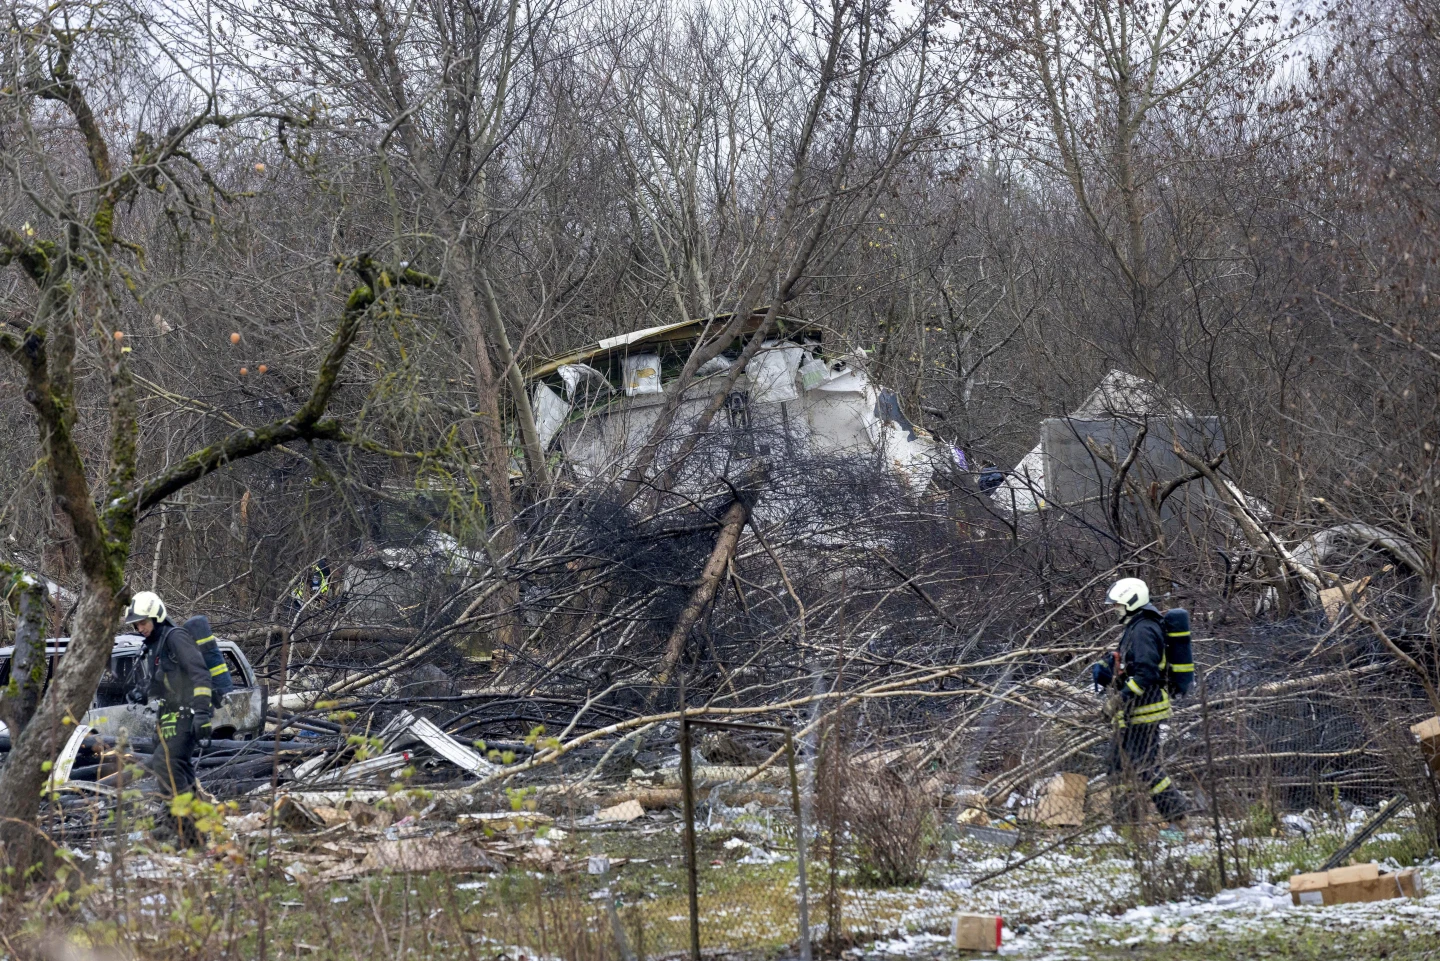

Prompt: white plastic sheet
[
  {"left": 531, "top": 382, "right": 571, "bottom": 451},
  {"left": 696, "top": 355, "right": 733, "bottom": 377},
  {"left": 557, "top": 363, "right": 610, "bottom": 400},
  {"left": 747, "top": 340, "right": 804, "bottom": 403}
]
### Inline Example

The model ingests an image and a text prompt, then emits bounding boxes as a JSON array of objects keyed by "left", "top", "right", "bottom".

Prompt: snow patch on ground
[{"left": 848, "top": 833, "right": 1440, "bottom": 959}]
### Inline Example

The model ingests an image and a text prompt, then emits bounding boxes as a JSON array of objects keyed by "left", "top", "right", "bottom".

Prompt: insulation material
[
  {"left": 1413, "top": 716, "right": 1440, "bottom": 775},
  {"left": 596, "top": 799, "right": 645, "bottom": 822},
  {"left": 531, "top": 382, "right": 571, "bottom": 451},
  {"left": 747, "top": 340, "right": 804, "bottom": 403},
  {"left": 951, "top": 913, "right": 1003, "bottom": 951},
  {"left": 1028, "top": 772, "right": 1088, "bottom": 827},
  {"left": 621, "top": 353, "right": 662, "bottom": 396}
]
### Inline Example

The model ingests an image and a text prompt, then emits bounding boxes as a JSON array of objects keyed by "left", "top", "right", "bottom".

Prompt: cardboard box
[
  {"left": 1031, "top": 772, "right": 1088, "bottom": 827},
  {"left": 1289, "top": 870, "right": 1330, "bottom": 906},
  {"left": 1085, "top": 786, "right": 1112, "bottom": 819},
  {"left": 951, "top": 913, "right": 1002, "bottom": 952},
  {"left": 1289, "top": 863, "right": 1423, "bottom": 906},
  {"left": 1327, "top": 863, "right": 1380, "bottom": 885},
  {"left": 1412, "top": 716, "right": 1440, "bottom": 775},
  {"left": 1328, "top": 870, "right": 1423, "bottom": 905}
]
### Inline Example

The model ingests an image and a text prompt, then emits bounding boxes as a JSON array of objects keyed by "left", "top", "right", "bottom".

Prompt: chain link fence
[{"left": 666, "top": 717, "right": 812, "bottom": 961}]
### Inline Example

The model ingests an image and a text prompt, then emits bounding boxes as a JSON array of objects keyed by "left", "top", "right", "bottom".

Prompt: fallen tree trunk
[{"left": 656, "top": 494, "right": 752, "bottom": 684}]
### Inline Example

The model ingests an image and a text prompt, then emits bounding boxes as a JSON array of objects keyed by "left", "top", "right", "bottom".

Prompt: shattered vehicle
[{"left": 0, "top": 633, "right": 264, "bottom": 744}]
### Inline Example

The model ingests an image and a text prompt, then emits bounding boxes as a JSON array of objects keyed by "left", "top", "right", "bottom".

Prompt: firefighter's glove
[
  {"left": 1100, "top": 693, "right": 1124, "bottom": 722},
  {"left": 126, "top": 686, "right": 147, "bottom": 705},
  {"left": 192, "top": 712, "right": 212, "bottom": 745}
]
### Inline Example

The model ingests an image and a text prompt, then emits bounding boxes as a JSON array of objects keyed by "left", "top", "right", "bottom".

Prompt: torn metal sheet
[
  {"left": 44, "top": 724, "right": 95, "bottom": 793},
  {"left": 406, "top": 715, "right": 497, "bottom": 776},
  {"left": 290, "top": 751, "right": 332, "bottom": 781},
  {"left": 307, "top": 751, "right": 413, "bottom": 785},
  {"left": 378, "top": 708, "right": 418, "bottom": 750},
  {"left": 377, "top": 709, "right": 495, "bottom": 777}
]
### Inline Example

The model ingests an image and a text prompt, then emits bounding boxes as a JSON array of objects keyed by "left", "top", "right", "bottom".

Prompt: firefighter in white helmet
[
  {"left": 1092, "top": 577, "right": 1187, "bottom": 826},
  {"left": 123, "top": 591, "right": 213, "bottom": 798}
]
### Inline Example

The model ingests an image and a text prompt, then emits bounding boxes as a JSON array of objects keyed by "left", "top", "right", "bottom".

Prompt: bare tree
[{"left": 0, "top": 2, "right": 435, "bottom": 868}]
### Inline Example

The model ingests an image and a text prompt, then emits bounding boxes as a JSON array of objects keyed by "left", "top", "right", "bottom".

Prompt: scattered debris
[
  {"left": 1027, "top": 773, "right": 1087, "bottom": 828},
  {"left": 43, "top": 724, "right": 95, "bottom": 792},
  {"left": 604, "top": 787, "right": 684, "bottom": 810},
  {"left": 458, "top": 811, "right": 553, "bottom": 831},
  {"left": 274, "top": 795, "right": 327, "bottom": 831},
  {"left": 596, "top": 799, "right": 645, "bottom": 823},
  {"left": 358, "top": 837, "right": 498, "bottom": 875},
  {"left": 1413, "top": 716, "right": 1440, "bottom": 775},
  {"left": 699, "top": 730, "right": 772, "bottom": 766}
]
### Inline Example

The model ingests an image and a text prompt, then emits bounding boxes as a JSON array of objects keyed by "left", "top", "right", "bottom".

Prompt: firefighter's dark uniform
[
  {"left": 1095, "top": 604, "right": 1186, "bottom": 820},
  {"left": 139, "top": 619, "right": 213, "bottom": 796}
]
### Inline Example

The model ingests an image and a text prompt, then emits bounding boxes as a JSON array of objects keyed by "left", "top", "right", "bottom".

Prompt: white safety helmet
[
  {"left": 1106, "top": 577, "right": 1149, "bottom": 617},
  {"left": 124, "top": 590, "right": 167, "bottom": 625}
]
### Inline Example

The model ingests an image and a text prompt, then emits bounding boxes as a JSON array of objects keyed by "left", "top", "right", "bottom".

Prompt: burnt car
[{"left": 0, "top": 633, "right": 265, "bottom": 744}]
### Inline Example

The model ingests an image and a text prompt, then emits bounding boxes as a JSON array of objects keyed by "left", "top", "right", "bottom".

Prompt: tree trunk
[
  {"left": 656, "top": 495, "right": 752, "bottom": 684},
  {"left": 452, "top": 254, "right": 523, "bottom": 658},
  {"left": 0, "top": 584, "right": 124, "bottom": 869},
  {"left": 0, "top": 573, "right": 48, "bottom": 737},
  {"left": 481, "top": 267, "right": 550, "bottom": 486}
]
